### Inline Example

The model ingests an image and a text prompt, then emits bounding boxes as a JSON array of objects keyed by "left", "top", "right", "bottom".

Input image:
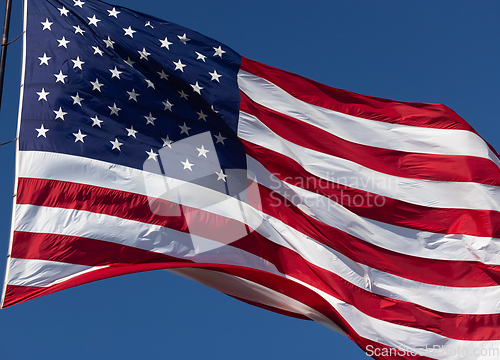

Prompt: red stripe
[
  {"left": 240, "top": 91, "right": 500, "bottom": 186},
  {"left": 12, "top": 181, "right": 500, "bottom": 340},
  {"left": 241, "top": 58, "right": 469, "bottom": 131},
  {"left": 257, "top": 184, "right": 500, "bottom": 288},
  {"left": 11, "top": 231, "right": 192, "bottom": 266},
  {"left": 16, "top": 177, "right": 230, "bottom": 239},
  {"left": 242, "top": 139, "right": 500, "bottom": 239},
  {"left": 16, "top": 176, "right": 500, "bottom": 287},
  {"left": 240, "top": 57, "right": 500, "bottom": 162}
]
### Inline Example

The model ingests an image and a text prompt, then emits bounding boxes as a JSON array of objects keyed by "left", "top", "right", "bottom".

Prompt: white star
[
  {"left": 181, "top": 159, "right": 194, "bottom": 171},
  {"left": 41, "top": 18, "right": 53, "bottom": 30},
  {"left": 71, "top": 56, "right": 84, "bottom": 70},
  {"left": 73, "top": 25, "right": 85, "bottom": 35},
  {"left": 53, "top": 107, "right": 67, "bottom": 120},
  {"left": 109, "top": 66, "right": 123, "bottom": 79},
  {"left": 209, "top": 70, "right": 222, "bottom": 82},
  {"left": 162, "top": 136, "right": 173, "bottom": 148},
  {"left": 196, "top": 145, "right": 209, "bottom": 158},
  {"left": 197, "top": 110, "right": 207, "bottom": 121},
  {"left": 91, "top": 78, "right": 103, "bottom": 91},
  {"left": 190, "top": 81, "right": 203, "bottom": 95},
  {"left": 145, "top": 79, "right": 155, "bottom": 89},
  {"left": 71, "top": 92, "right": 84, "bottom": 106},
  {"left": 159, "top": 37, "right": 172, "bottom": 49},
  {"left": 195, "top": 52, "right": 206, "bottom": 62},
  {"left": 91, "top": 115, "right": 103, "bottom": 127},
  {"left": 138, "top": 48, "right": 151, "bottom": 60},
  {"left": 214, "top": 132, "right": 226, "bottom": 144},
  {"left": 145, "top": 21, "right": 154, "bottom": 29},
  {"left": 58, "top": 6, "right": 69, "bottom": 16},
  {"left": 109, "top": 103, "right": 121, "bottom": 116},
  {"left": 178, "top": 33, "right": 190, "bottom": 44},
  {"left": 103, "top": 36, "right": 114, "bottom": 48},
  {"left": 215, "top": 170, "right": 227, "bottom": 182},
  {"left": 107, "top": 7, "right": 120, "bottom": 17},
  {"left": 144, "top": 112, "right": 156, "bottom": 125},
  {"left": 124, "top": 57, "right": 135, "bottom": 67},
  {"left": 126, "top": 125, "right": 138, "bottom": 138},
  {"left": 57, "top": 36, "right": 70, "bottom": 48},
  {"left": 37, "top": 88, "right": 49, "bottom": 101},
  {"left": 179, "top": 122, "right": 191, "bottom": 135},
  {"left": 73, "top": 0, "right": 85, "bottom": 8},
  {"left": 88, "top": 15, "right": 100, "bottom": 27},
  {"left": 127, "top": 89, "right": 139, "bottom": 102},
  {"left": 213, "top": 46, "right": 226, "bottom": 58},
  {"left": 123, "top": 26, "right": 136, "bottom": 38},
  {"left": 146, "top": 149, "right": 158, "bottom": 161},
  {"left": 110, "top": 138, "right": 123, "bottom": 151},
  {"left": 73, "top": 129, "right": 87, "bottom": 143},
  {"left": 178, "top": 90, "right": 189, "bottom": 100},
  {"left": 39, "top": 53, "right": 51, "bottom": 65},
  {"left": 54, "top": 70, "right": 67, "bottom": 83},
  {"left": 163, "top": 100, "right": 173, "bottom": 112},
  {"left": 173, "top": 59, "right": 186, "bottom": 72},
  {"left": 157, "top": 70, "right": 169, "bottom": 80},
  {"left": 36, "top": 124, "right": 49, "bottom": 138},
  {"left": 93, "top": 46, "right": 104, "bottom": 56}
]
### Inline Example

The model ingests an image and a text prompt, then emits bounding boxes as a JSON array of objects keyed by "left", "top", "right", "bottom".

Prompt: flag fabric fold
[{"left": 3, "top": 0, "right": 500, "bottom": 359}]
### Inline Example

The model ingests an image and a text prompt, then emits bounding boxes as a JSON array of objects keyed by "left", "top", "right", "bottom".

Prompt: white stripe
[
  {"left": 20, "top": 149, "right": 500, "bottom": 214},
  {"left": 18, "top": 151, "right": 152, "bottom": 197},
  {"left": 14, "top": 204, "right": 278, "bottom": 274},
  {"left": 15, "top": 204, "right": 500, "bottom": 314},
  {"left": 247, "top": 155, "right": 500, "bottom": 266},
  {"left": 7, "top": 258, "right": 102, "bottom": 287},
  {"left": 238, "top": 70, "right": 500, "bottom": 169},
  {"left": 292, "top": 277, "right": 500, "bottom": 360},
  {"left": 238, "top": 110, "right": 500, "bottom": 211},
  {"left": 168, "top": 267, "right": 346, "bottom": 335}
]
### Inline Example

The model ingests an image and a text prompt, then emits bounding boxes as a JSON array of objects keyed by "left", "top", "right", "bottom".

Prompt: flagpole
[{"left": 0, "top": 0, "right": 13, "bottom": 113}]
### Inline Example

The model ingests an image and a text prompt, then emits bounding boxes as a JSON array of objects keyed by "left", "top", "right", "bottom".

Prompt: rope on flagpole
[
  {"left": 0, "top": 0, "right": 13, "bottom": 114},
  {"left": 4, "top": 31, "right": 23, "bottom": 46},
  {"left": 0, "top": 137, "right": 16, "bottom": 146}
]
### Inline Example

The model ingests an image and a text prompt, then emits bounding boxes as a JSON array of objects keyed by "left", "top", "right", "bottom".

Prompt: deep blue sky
[{"left": 0, "top": 1, "right": 499, "bottom": 359}]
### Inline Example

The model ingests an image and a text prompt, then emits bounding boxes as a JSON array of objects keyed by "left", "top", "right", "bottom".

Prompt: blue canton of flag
[{"left": 23, "top": 0, "right": 246, "bottom": 177}]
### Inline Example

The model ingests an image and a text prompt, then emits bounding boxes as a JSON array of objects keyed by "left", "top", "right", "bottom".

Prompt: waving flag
[{"left": 3, "top": 0, "right": 500, "bottom": 359}]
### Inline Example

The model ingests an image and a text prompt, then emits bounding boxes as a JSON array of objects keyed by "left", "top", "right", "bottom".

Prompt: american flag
[{"left": 3, "top": 0, "right": 500, "bottom": 359}]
